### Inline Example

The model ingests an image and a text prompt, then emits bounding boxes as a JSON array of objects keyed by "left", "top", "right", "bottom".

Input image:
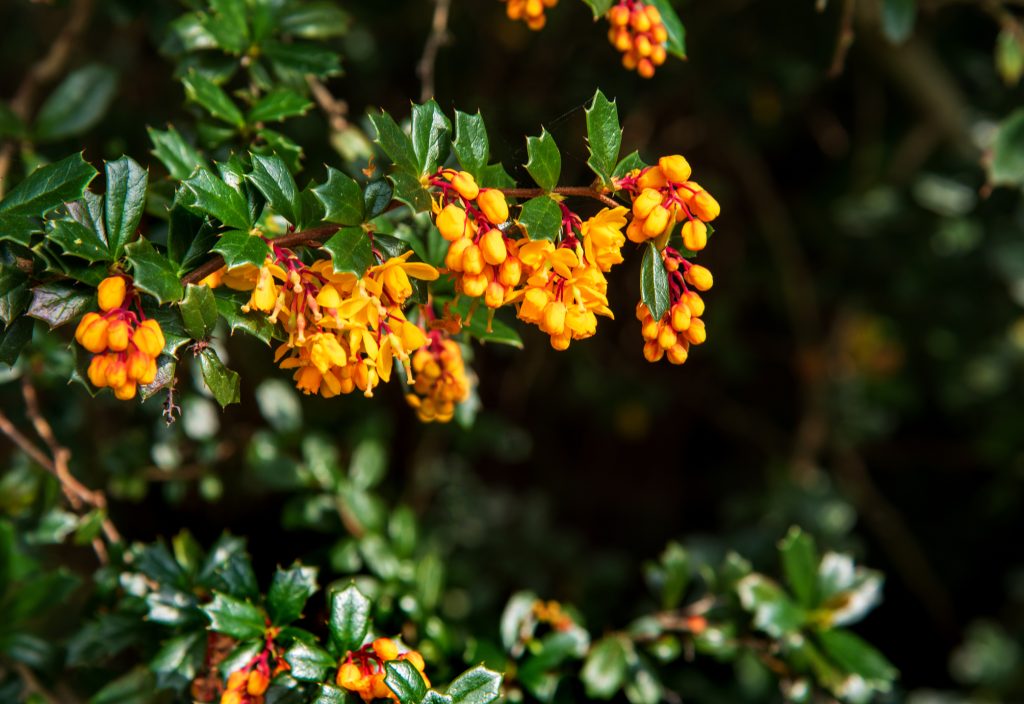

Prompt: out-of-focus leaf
[
  {"left": 881, "top": 0, "right": 916, "bottom": 44},
  {"left": 149, "top": 125, "right": 207, "bottom": 181},
  {"left": 34, "top": 65, "right": 118, "bottom": 142},
  {"left": 182, "top": 71, "right": 244, "bottom": 128}
]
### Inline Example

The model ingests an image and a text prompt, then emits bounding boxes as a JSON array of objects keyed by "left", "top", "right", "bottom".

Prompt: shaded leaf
[
  {"left": 640, "top": 242, "right": 669, "bottom": 321},
  {"left": 199, "top": 347, "right": 241, "bottom": 407},
  {"left": 34, "top": 65, "right": 118, "bottom": 142},
  {"left": 525, "top": 129, "right": 560, "bottom": 191},
  {"left": 125, "top": 239, "right": 185, "bottom": 304}
]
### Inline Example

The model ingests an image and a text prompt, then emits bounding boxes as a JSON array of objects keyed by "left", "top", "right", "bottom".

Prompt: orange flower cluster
[
  {"left": 219, "top": 637, "right": 288, "bottom": 704},
  {"left": 607, "top": 0, "right": 669, "bottom": 78},
  {"left": 74, "top": 276, "right": 165, "bottom": 400},
  {"left": 619, "top": 155, "right": 720, "bottom": 249},
  {"left": 207, "top": 238, "right": 437, "bottom": 399},
  {"left": 636, "top": 249, "right": 712, "bottom": 365},
  {"left": 337, "top": 638, "right": 430, "bottom": 702},
  {"left": 532, "top": 599, "right": 575, "bottom": 632},
  {"left": 407, "top": 332, "right": 472, "bottom": 423},
  {"left": 502, "top": 0, "right": 558, "bottom": 30}
]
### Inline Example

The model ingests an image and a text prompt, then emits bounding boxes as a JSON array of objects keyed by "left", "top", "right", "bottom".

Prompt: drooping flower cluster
[
  {"left": 219, "top": 632, "right": 289, "bottom": 704},
  {"left": 501, "top": 0, "right": 558, "bottom": 30},
  {"left": 336, "top": 638, "right": 430, "bottom": 702},
  {"left": 74, "top": 275, "right": 166, "bottom": 400},
  {"left": 636, "top": 248, "right": 712, "bottom": 365},
  {"left": 618, "top": 155, "right": 720, "bottom": 249},
  {"left": 607, "top": 1, "right": 669, "bottom": 78},
  {"left": 407, "top": 331, "right": 472, "bottom": 423},
  {"left": 208, "top": 236, "right": 437, "bottom": 399}
]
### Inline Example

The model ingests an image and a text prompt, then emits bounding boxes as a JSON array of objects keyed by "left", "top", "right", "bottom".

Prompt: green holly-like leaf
[
  {"left": 581, "top": 0, "right": 614, "bottom": 18},
  {"left": 263, "top": 40, "right": 341, "bottom": 76},
  {"left": 453, "top": 110, "right": 489, "bottom": 181},
  {"left": 214, "top": 290, "right": 277, "bottom": 345},
  {"left": 149, "top": 126, "right": 207, "bottom": 181},
  {"left": 182, "top": 71, "right": 244, "bottom": 129},
  {"left": 313, "top": 685, "right": 349, "bottom": 704},
  {"left": 525, "top": 129, "right": 560, "bottom": 192},
  {"left": 411, "top": 99, "right": 451, "bottom": 177},
  {"left": 369, "top": 110, "right": 417, "bottom": 175},
  {"left": 446, "top": 666, "right": 503, "bottom": 704},
  {"left": 0, "top": 153, "right": 98, "bottom": 246},
  {"left": 167, "top": 205, "right": 217, "bottom": 273},
  {"left": 0, "top": 268, "right": 30, "bottom": 325},
  {"left": 178, "top": 284, "right": 218, "bottom": 340},
  {"left": 364, "top": 180, "right": 394, "bottom": 220},
  {"left": 203, "top": 0, "right": 250, "bottom": 54},
  {"left": 34, "top": 64, "right": 118, "bottom": 143},
  {"left": 384, "top": 660, "right": 427, "bottom": 704},
  {"left": 201, "top": 592, "right": 265, "bottom": 640},
  {"left": 150, "top": 632, "right": 206, "bottom": 684},
  {"left": 124, "top": 239, "right": 184, "bottom": 304},
  {"left": 647, "top": 0, "right": 686, "bottom": 58},
  {"left": 323, "top": 227, "right": 373, "bottom": 276},
  {"left": 327, "top": 584, "right": 371, "bottom": 656},
  {"left": 780, "top": 526, "right": 819, "bottom": 609},
  {"left": 267, "top": 564, "right": 318, "bottom": 626},
  {"left": 247, "top": 89, "right": 314, "bottom": 124},
  {"left": 314, "top": 167, "right": 364, "bottom": 225},
  {"left": 256, "top": 128, "right": 304, "bottom": 172},
  {"left": 285, "top": 641, "right": 336, "bottom": 682},
  {"left": 247, "top": 153, "right": 300, "bottom": 225},
  {"left": 612, "top": 151, "right": 647, "bottom": 181},
  {"left": 517, "top": 196, "right": 562, "bottom": 242},
  {"left": 390, "top": 171, "right": 432, "bottom": 213},
  {"left": 640, "top": 242, "right": 670, "bottom": 321},
  {"left": 26, "top": 283, "right": 92, "bottom": 330},
  {"left": 180, "top": 166, "right": 252, "bottom": 230},
  {"left": 199, "top": 347, "right": 241, "bottom": 408},
  {"left": 213, "top": 230, "right": 270, "bottom": 269},
  {"left": 585, "top": 90, "right": 621, "bottom": 188},
  {"left": 581, "top": 637, "right": 628, "bottom": 700},
  {"left": 104, "top": 156, "right": 148, "bottom": 259},
  {"left": 0, "top": 317, "right": 34, "bottom": 367},
  {"left": 46, "top": 219, "right": 110, "bottom": 263},
  {"left": 280, "top": 4, "right": 351, "bottom": 38}
]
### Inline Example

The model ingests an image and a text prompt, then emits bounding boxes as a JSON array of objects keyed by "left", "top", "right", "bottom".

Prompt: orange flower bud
[
  {"left": 462, "top": 244, "right": 485, "bottom": 275},
  {"left": 87, "top": 354, "right": 111, "bottom": 388},
  {"left": 670, "top": 303, "right": 691, "bottom": 332},
  {"left": 681, "top": 290, "right": 705, "bottom": 316},
  {"left": 247, "top": 669, "right": 270, "bottom": 696},
  {"left": 106, "top": 319, "right": 130, "bottom": 352},
  {"left": 127, "top": 349, "right": 151, "bottom": 382},
  {"left": 498, "top": 257, "right": 522, "bottom": 288},
  {"left": 198, "top": 268, "right": 224, "bottom": 289},
  {"left": 114, "top": 382, "right": 137, "bottom": 401},
  {"left": 221, "top": 692, "right": 243, "bottom": 704},
  {"left": 642, "top": 205, "right": 671, "bottom": 238},
  {"left": 480, "top": 229, "right": 508, "bottom": 266},
  {"left": 436, "top": 204, "right": 471, "bottom": 241},
  {"left": 373, "top": 637, "right": 400, "bottom": 661},
  {"left": 485, "top": 280, "right": 506, "bottom": 308},
  {"left": 626, "top": 218, "right": 647, "bottom": 244},
  {"left": 637, "top": 167, "right": 667, "bottom": 190},
  {"left": 477, "top": 189, "right": 509, "bottom": 225},
  {"left": 635, "top": 302, "right": 650, "bottom": 321},
  {"left": 651, "top": 43, "right": 667, "bottom": 64},
  {"left": 630, "top": 9, "right": 651, "bottom": 32},
  {"left": 609, "top": 5, "right": 630, "bottom": 26},
  {"left": 75, "top": 312, "right": 102, "bottom": 344},
  {"left": 657, "top": 325, "right": 677, "bottom": 350},
  {"left": 97, "top": 276, "right": 126, "bottom": 312},
  {"left": 337, "top": 662, "right": 362, "bottom": 689},
  {"left": 462, "top": 273, "right": 487, "bottom": 298},
  {"left": 105, "top": 358, "right": 128, "bottom": 389},
  {"left": 550, "top": 332, "right": 571, "bottom": 351},
  {"left": 641, "top": 318, "right": 660, "bottom": 341},
  {"left": 133, "top": 320, "right": 166, "bottom": 357},
  {"left": 403, "top": 650, "right": 426, "bottom": 672},
  {"left": 614, "top": 28, "right": 632, "bottom": 51},
  {"left": 684, "top": 264, "right": 713, "bottom": 291},
  {"left": 450, "top": 171, "right": 479, "bottom": 200},
  {"left": 637, "top": 58, "right": 656, "bottom": 79},
  {"left": 681, "top": 219, "right": 708, "bottom": 251},
  {"left": 633, "top": 189, "right": 663, "bottom": 219},
  {"left": 78, "top": 315, "right": 110, "bottom": 354},
  {"left": 667, "top": 342, "right": 689, "bottom": 365},
  {"left": 645, "top": 5, "right": 662, "bottom": 23},
  {"left": 445, "top": 237, "right": 472, "bottom": 271},
  {"left": 659, "top": 155, "right": 692, "bottom": 184},
  {"left": 635, "top": 34, "right": 652, "bottom": 57},
  {"left": 643, "top": 339, "right": 664, "bottom": 362},
  {"left": 685, "top": 317, "right": 707, "bottom": 345},
  {"left": 541, "top": 300, "right": 567, "bottom": 336},
  {"left": 690, "top": 190, "right": 721, "bottom": 221}
]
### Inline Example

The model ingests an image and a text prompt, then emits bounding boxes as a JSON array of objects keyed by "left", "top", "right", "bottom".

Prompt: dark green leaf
[
  {"left": 181, "top": 166, "right": 251, "bottom": 230},
  {"left": 640, "top": 242, "right": 669, "bottom": 321},
  {"left": 817, "top": 629, "right": 897, "bottom": 683},
  {"left": 411, "top": 99, "right": 451, "bottom": 176},
  {"left": 88, "top": 666, "right": 155, "bottom": 704},
  {"left": 268, "top": 564, "right": 319, "bottom": 626},
  {"left": 280, "top": 4, "right": 351, "bottom": 38},
  {"left": 585, "top": 90, "right": 621, "bottom": 187},
  {"left": 0, "top": 268, "right": 30, "bottom": 324},
  {"left": 390, "top": 171, "right": 432, "bottom": 213},
  {"left": 989, "top": 109, "right": 1024, "bottom": 188},
  {"left": 315, "top": 168, "right": 364, "bottom": 225},
  {"left": 447, "top": 665, "right": 503, "bottom": 704},
  {"left": 612, "top": 151, "right": 647, "bottom": 181},
  {"left": 150, "top": 632, "right": 205, "bottom": 681},
  {"left": 328, "top": 584, "right": 371, "bottom": 655},
  {"left": 215, "top": 290, "right": 278, "bottom": 345},
  {"left": 517, "top": 196, "right": 562, "bottom": 241},
  {"left": 285, "top": 641, "right": 337, "bottom": 682},
  {"left": 46, "top": 219, "right": 110, "bottom": 263},
  {"left": 0, "top": 153, "right": 98, "bottom": 246},
  {"left": 202, "top": 592, "right": 265, "bottom": 640},
  {"left": 104, "top": 156, "right": 148, "bottom": 258},
  {"left": 654, "top": 542, "right": 690, "bottom": 610},
  {"left": 364, "top": 180, "right": 394, "bottom": 220},
  {"left": 247, "top": 153, "right": 300, "bottom": 224},
  {"left": 125, "top": 239, "right": 185, "bottom": 304},
  {"left": 149, "top": 126, "right": 207, "bottom": 181},
  {"left": 199, "top": 347, "right": 241, "bottom": 408},
  {"left": 0, "top": 103, "right": 23, "bottom": 139},
  {"left": 264, "top": 40, "right": 341, "bottom": 76},
  {"left": 736, "top": 574, "right": 806, "bottom": 638},
  {"left": 881, "top": 0, "right": 916, "bottom": 44},
  {"left": 183, "top": 71, "right": 244, "bottom": 128},
  {"left": 581, "top": 0, "right": 614, "bottom": 18},
  {"left": 780, "top": 526, "right": 819, "bottom": 608},
  {"left": 256, "top": 128, "right": 305, "bottom": 172},
  {"left": 213, "top": 229, "right": 271, "bottom": 269},
  {"left": 26, "top": 282, "right": 92, "bottom": 329},
  {"left": 623, "top": 652, "right": 662, "bottom": 704},
  {"left": 313, "top": 684, "right": 350, "bottom": 704},
  {"left": 248, "top": 89, "right": 314, "bottom": 124},
  {"left": 385, "top": 660, "right": 428, "bottom": 704},
  {"left": 647, "top": 0, "right": 686, "bottom": 58},
  {"left": 34, "top": 64, "right": 118, "bottom": 142},
  {"left": 179, "top": 283, "right": 219, "bottom": 339},
  {"left": 198, "top": 534, "right": 259, "bottom": 599},
  {"left": 453, "top": 110, "right": 489, "bottom": 180},
  {"left": 323, "top": 226, "right": 372, "bottom": 275},
  {"left": 581, "top": 637, "right": 628, "bottom": 699},
  {"left": 167, "top": 205, "right": 216, "bottom": 271},
  {"left": 204, "top": 0, "right": 250, "bottom": 54},
  {"left": 369, "top": 110, "right": 417, "bottom": 174},
  {"left": 525, "top": 129, "right": 560, "bottom": 192}
]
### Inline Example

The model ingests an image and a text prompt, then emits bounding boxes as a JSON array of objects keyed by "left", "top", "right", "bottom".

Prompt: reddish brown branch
[{"left": 501, "top": 186, "right": 621, "bottom": 209}]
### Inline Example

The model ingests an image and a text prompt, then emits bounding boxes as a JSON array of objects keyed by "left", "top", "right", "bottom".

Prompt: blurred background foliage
[{"left": 2, "top": 0, "right": 1024, "bottom": 702}]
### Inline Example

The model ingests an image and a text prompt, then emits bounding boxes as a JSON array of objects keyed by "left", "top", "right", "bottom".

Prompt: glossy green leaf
[
  {"left": 328, "top": 584, "right": 371, "bottom": 655},
  {"left": 178, "top": 283, "right": 218, "bottom": 339},
  {"left": 268, "top": 564, "right": 318, "bottom": 626},
  {"left": 364, "top": 180, "right": 395, "bottom": 220},
  {"left": 640, "top": 242, "right": 670, "bottom": 321},
  {"left": 525, "top": 129, "right": 560, "bottom": 191},
  {"left": 818, "top": 629, "right": 898, "bottom": 683},
  {"left": 264, "top": 40, "right": 341, "bottom": 76},
  {"left": 517, "top": 196, "right": 562, "bottom": 241},
  {"left": 0, "top": 317, "right": 33, "bottom": 365},
  {"left": 369, "top": 110, "right": 417, "bottom": 174},
  {"left": 585, "top": 90, "right": 621, "bottom": 187},
  {"left": 167, "top": 205, "right": 216, "bottom": 272},
  {"left": 0, "top": 268, "right": 30, "bottom": 324},
  {"left": 34, "top": 64, "right": 118, "bottom": 142},
  {"left": 453, "top": 110, "right": 489, "bottom": 180},
  {"left": 215, "top": 290, "right": 278, "bottom": 345},
  {"left": 285, "top": 640, "right": 337, "bottom": 682},
  {"left": 149, "top": 125, "right": 207, "bottom": 180},
  {"left": 183, "top": 71, "right": 244, "bottom": 128},
  {"left": 104, "top": 156, "right": 148, "bottom": 258},
  {"left": 323, "top": 226, "right": 373, "bottom": 275},
  {"left": 612, "top": 151, "right": 647, "bottom": 180},
  {"left": 647, "top": 0, "right": 686, "bottom": 58},
  {"left": 581, "top": 637, "right": 628, "bottom": 699},
  {"left": 247, "top": 153, "right": 300, "bottom": 224},
  {"left": 315, "top": 167, "right": 364, "bottom": 225},
  {"left": 199, "top": 347, "right": 241, "bottom": 408},
  {"left": 203, "top": 0, "right": 250, "bottom": 54},
  {"left": 314, "top": 684, "right": 349, "bottom": 704},
  {"left": 446, "top": 666, "right": 503, "bottom": 704},
  {"left": 780, "top": 526, "right": 819, "bottom": 608},
  {"left": 881, "top": 0, "right": 916, "bottom": 44},
  {"left": 202, "top": 592, "right": 265, "bottom": 640},
  {"left": 411, "top": 99, "right": 451, "bottom": 176},
  {"left": 248, "top": 89, "right": 314, "bottom": 124},
  {"left": 26, "top": 283, "right": 92, "bottom": 329},
  {"left": 150, "top": 632, "right": 205, "bottom": 682},
  {"left": 0, "top": 153, "right": 98, "bottom": 246},
  {"left": 256, "top": 128, "right": 304, "bottom": 172},
  {"left": 736, "top": 573, "right": 806, "bottom": 638},
  {"left": 125, "top": 239, "right": 185, "bottom": 304},
  {"left": 385, "top": 660, "right": 428, "bottom": 704},
  {"left": 181, "top": 166, "right": 251, "bottom": 230},
  {"left": 46, "top": 218, "right": 110, "bottom": 263},
  {"left": 213, "top": 229, "right": 270, "bottom": 269},
  {"left": 390, "top": 171, "right": 432, "bottom": 213}
]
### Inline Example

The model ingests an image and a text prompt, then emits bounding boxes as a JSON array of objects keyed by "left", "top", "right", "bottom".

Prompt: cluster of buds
[
  {"left": 532, "top": 599, "right": 575, "bottom": 632},
  {"left": 407, "top": 331, "right": 472, "bottom": 423},
  {"left": 618, "top": 155, "right": 720, "bottom": 249},
  {"left": 219, "top": 635, "right": 288, "bottom": 704},
  {"left": 636, "top": 248, "right": 711, "bottom": 365},
  {"left": 206, "top": 235, "right": 436, "bottom": 399},
  {"left": 74, "top": 276, "right": 165, "bottom": 400},
  {"left": 502, "top": 0, "right": 558, "bottom": 30},
  {"left": 336, "top": 638, "right": 430, "bottom": 702},
  {"left": 607, "top": 1, "right": 669, "bottom": 78},
  {"left": 433, "top": 169, "right": 525, "bottom": 310}
]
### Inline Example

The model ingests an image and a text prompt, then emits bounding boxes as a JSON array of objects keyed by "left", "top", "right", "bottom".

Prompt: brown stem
[
  {"left": 418, "top": 0, "right": 453, "bottom": 102},
  {"left": 306, "top": 76, "right": 349, "bottom": 132},
  {"left": 828, "top": 0, "right": 857, "bottom": 77},
  {"left": 13, "top": 662, "right": 64, "bottom": 704},
  {"left": 501, "top": 186, "right": 621, "bottom": 209}
]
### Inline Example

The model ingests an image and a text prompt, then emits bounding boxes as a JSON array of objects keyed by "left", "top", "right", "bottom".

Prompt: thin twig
[
  {"left": 828, "top": 0, "right": 857, "bottom": 77},
  {"left": 13, "top": 662, "right": 62, "bottom": 704},
  {"left": 501, "top": 186, "right": 621, "bottom": 209},
  {"left": 0, "top": 0, "right": 97, "bottom": 197},
  {"left": 417, "top": 0, "right": 453, "bottom": 102},
  {"left": 306, "top": 76, "right": 349, "bottom": 132}
]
